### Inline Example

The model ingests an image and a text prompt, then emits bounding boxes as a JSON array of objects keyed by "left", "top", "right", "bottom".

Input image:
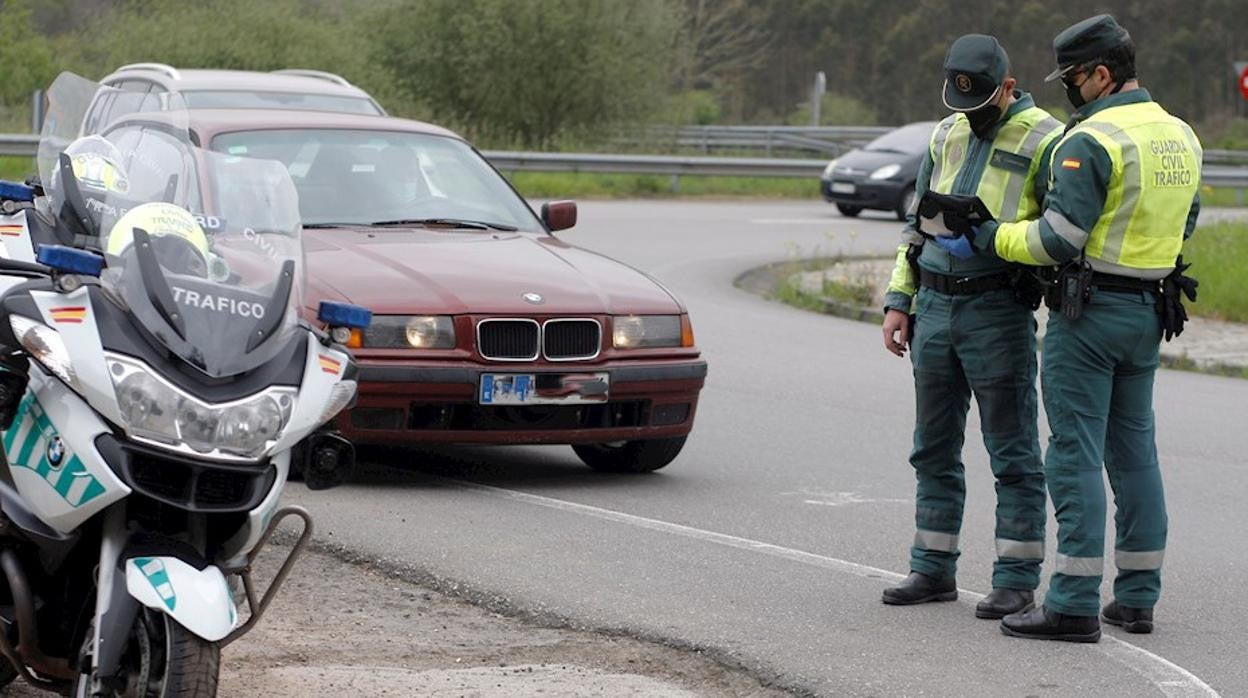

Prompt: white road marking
[
  {"left": 750, "top": 218, "right": 840, "bottom": 225},
  {"left": 447, "top": 478, "right": 1220, "bottom": 698},
  {"left": 782, "top": 489, "right": 910, "bottom": 507}
]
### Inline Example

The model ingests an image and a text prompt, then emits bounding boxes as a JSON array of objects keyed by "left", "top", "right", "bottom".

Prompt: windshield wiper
[
  {"left": 302, "top": 222, "right": 361, "bottom": 228},
  {"left": 369, "top": 218, "right": 518, "bottom": 231}
]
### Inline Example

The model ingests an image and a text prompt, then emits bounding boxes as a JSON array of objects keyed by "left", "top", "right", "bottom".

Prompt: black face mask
[
  {"left": 966, "top": 105, "right": 1001, "bottom": 138},
  {"left": 1065, "top": 81, "right": 1087, "bottom": 110}
]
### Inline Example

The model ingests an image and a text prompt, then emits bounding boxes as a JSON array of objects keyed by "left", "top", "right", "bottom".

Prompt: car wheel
[
  {"left": 836, "top": 204, "right": 862, "bottom": 218},
  {"left": 572, "top": 436, "right": 687, "bottom": 473},
  {"left": 895, "top": 186, "right": 916, "bottom": 221}
]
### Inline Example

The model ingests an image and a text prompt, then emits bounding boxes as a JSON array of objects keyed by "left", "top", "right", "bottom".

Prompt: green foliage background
[{"left": 0, "top": 0, "right": 1245, "bottom": 146}]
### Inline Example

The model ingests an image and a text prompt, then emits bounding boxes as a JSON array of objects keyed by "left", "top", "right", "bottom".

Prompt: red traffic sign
[{"left": 1241, "top": 66, "right": 1248, "bottom": 101}]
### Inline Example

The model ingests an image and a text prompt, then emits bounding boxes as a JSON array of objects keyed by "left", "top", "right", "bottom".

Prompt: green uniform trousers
[
  {"left": 908, "top": 287, "right": 1046, "bottom": 590},
  {"left": 1041, "top": 290, "right": 1167, "bottom": 617}
]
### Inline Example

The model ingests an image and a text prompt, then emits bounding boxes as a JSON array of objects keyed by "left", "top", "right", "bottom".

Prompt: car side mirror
[{"left": 541, "top": 201, "right": 577, "bottom": 232}]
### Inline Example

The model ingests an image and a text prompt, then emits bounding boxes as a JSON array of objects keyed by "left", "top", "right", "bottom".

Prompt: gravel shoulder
[
  {"left": 221, "top": 544, "right": 788, "bottom": 696},
  {"left": 7, "top": 543, "right": 786, "bottom": 696}
]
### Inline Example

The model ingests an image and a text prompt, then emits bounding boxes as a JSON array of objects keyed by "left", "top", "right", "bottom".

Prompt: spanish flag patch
[
  {"left": 50, "top": 306, "right": 87, "bottom": 324},
  {"left": 0, "top": 225, "right": 23, "bottom": 237},
  {"left": 318, "top": 355, "right": 342, "bottom": 375},
  {"left": 1061, "top": 158, "right": 1082, "bottom": 170}
]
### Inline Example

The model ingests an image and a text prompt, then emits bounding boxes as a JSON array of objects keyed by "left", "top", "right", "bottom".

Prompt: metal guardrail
[
  {"left": 486, "top": 151, "right": 1248, "bottom": 189},
  {"left": 5, "top": 134, "right": 1246, "bottom": 193}
]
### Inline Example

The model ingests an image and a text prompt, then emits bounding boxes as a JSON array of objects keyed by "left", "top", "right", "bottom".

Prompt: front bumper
[
  {"left": 337, "top": 359, "right": 707, "bottom": 445},
  {"left": 820, "top": 176, "right": 909, "bottom": 210}
]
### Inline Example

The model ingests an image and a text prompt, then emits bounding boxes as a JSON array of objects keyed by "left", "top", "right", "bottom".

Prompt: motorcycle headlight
[
  {"left": 869, "top": 163, "right": 901, "bottom": 180},
  {"left": 108, "top": 356, "right": 295, "bottom": 458},
  {"left": 612, "top": 315, "right": 683, "bottom": 349},
  {"left": 215, "top": 396, "right": 285, "bottom": 456},
  {"left": 363, "top": 316, "right": 455, "bottom": 349},
  {"left": 9, "top": 316, "right": 78, "bottom": 389},
  {"left": 115, "top": 371, "right": 179, "bottom": 443}
]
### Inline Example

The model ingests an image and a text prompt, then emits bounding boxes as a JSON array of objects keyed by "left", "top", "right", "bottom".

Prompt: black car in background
[{"left": 820, "top": 121, "right": 936, "bottom": 220}]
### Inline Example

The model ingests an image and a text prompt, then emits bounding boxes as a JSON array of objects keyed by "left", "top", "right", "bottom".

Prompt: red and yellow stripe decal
[
  {"left": 0, "top": 224, "right": 23, "bottom": 237},
  {"left": 1061, "top": 158, "right": 1082, "bottom": 170},
  {"left": 318, "top": 354, "right": 342, "bottom": 375},
  {"left": 50, "top": 306, "right": 87, "bottom": 324}
]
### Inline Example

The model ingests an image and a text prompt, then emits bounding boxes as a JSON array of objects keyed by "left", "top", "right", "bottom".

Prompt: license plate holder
[
  {"left": 479, "top": 373, "right": 610, "bottom": 405},
  {"left": 830, "top": 181, "right": 856, "bottom": 194}
]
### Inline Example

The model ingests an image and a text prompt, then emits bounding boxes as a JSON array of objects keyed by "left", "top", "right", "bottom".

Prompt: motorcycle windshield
[{"left": 37, "top": 73, "right": 305, "bottom": 378}]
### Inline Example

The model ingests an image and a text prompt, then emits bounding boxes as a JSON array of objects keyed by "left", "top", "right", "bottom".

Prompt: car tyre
[
  {"left": 573, "top": 436, "right": 687, "bottom": 473},
  {"left": 895, "top": 185, "right": 916, "bottom": 221},
  {"left": 835, "top": 204, "right": 862, "bottom": 218}
]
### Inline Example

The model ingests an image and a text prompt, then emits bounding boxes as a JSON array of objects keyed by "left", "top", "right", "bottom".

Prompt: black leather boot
[
  {"left": 1102, "top": 601, "right": 1153, "bottom": 634},
  {"left": 975, "top": 588, "right": 1035, "bottom": 619},
  {"left": 881, "top": 572, "right": 957, "bottom": 605},
  {"left": 1000, "top": 606, "right": 1101, "bottom": 643}
]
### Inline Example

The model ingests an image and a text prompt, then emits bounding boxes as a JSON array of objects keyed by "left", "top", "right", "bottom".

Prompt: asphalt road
[{"left": 287, "top": 201, "right": 1248, "bottom": 697}]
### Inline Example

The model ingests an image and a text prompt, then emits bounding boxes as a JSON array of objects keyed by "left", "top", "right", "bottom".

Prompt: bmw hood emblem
[
  {"left": 47, "top": 437, "right": 65, "bottom": 467},
  {"left": 522, "top": 292, "right": 544, "bottom": 305}
]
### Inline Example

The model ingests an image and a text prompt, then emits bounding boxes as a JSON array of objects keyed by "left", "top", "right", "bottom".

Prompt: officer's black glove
[
  {"left": 916, "top": 191, "right": 994, "bottom": 240},
  {"left": 1157, "top": 256, "right": 1198, "bottom": 342}
]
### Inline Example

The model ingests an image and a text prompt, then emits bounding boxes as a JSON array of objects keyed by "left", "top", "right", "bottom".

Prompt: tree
[{"left": 375, "top": 0, "right": 680, "bottom": 147}]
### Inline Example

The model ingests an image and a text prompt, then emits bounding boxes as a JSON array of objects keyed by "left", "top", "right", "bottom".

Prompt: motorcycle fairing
[
  {"left": 3, "top": 370, "right": 127, "bottom": 534},
  {"left": 125, "top": 555, "right": 237, "bottom": 642}
]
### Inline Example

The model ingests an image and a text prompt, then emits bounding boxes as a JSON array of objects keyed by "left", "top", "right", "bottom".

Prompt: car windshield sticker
[
  {"left": 133, "top": 557, "right": 177, "bottom": 611},
  {"left": 2, "top": 394, "right": 105, "bottom": 507}
]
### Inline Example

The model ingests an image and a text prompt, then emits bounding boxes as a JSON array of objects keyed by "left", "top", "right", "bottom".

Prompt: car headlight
[
  {"left": 363, "top": 316, "right": 455, "bottom": 349},
  {"left": 9, "top": 316, "right": 78, "bottom": 389},
  {"left": 822, "top": 159, "right": 839, "bottom": 179},
  {"left": 869, "top": 163, "right": 901, "bottom": 180},
  {"left": 108, "top": 356, "right": 295, "bottom": 458},
  {"left": 612, "top": 315, "right": 689, "bottom": 349}
]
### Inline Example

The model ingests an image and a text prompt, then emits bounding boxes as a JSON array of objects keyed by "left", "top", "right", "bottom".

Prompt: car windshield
[
  {"left": 863, "top": 122, "right": 936, "bottom": 155},
  {"left": 211, "top": 129, "right": 542, "bottom": 230},
  {"left": 182, "top": 90, "right": 382, "bottom": 115}
]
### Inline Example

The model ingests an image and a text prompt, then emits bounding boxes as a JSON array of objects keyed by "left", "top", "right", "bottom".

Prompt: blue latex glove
[{"left": 932, "top": 234, "right": 974, "bottom": 260}]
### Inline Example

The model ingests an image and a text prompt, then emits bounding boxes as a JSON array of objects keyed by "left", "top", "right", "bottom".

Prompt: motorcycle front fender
[{"left": 124, "top": 556, "right": 237, "bottom": 642}]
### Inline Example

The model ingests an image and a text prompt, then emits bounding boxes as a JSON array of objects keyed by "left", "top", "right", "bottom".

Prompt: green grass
[
  {"left": 506, "top": 171, "right": 819, "bottom": 199},
  {"left": 1183, "top": 222, "right": 1248, "bottom": 323},
  {"left": 1201, "top": 187, "right": 1248, "bottom": 208},
  {"left": 0, "top": 157, "right": 35, "bottom": 183}
]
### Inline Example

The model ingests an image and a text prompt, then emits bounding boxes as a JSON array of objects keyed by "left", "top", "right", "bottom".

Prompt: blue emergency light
[
  {"left": 36, "top": 245, "right": 104, "bottom": 277},
  {"left": 317, "top": 301, "right": 372, "bottom": 329},
  {"left": 0, "top": 181, "right": 34, "bottom": 203}
]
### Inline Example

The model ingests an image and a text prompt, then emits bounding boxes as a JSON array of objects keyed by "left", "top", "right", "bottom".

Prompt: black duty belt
[
  {"left": 919, "top": 269, "right": 1013, "bottom": 296},
  {"left": 1089, "top": 272, "right": 1160, "bottom": 295}
]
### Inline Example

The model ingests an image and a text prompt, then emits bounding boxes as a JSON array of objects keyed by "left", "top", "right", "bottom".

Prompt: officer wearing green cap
[
  {"left": 879, "top": 34, "right": 1063, "bottom": 618},
  {"left": 964, "top": 14, "right": 1202, "bottom": 642}
]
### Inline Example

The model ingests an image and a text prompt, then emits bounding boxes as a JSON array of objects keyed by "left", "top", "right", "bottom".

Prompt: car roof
[
  {"left": 102, "top": 68, "right": 375, "bottom": 100},
  {"left": 179, "top": 108, "right": 466, "bottom": 144}
]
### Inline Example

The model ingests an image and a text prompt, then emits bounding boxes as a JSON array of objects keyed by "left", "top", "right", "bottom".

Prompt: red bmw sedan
[{"left": 190, "top": 110, "right": 705, "bottom": 472}]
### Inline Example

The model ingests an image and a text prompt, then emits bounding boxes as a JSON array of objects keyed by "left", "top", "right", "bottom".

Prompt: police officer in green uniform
[
  {"left": 963, "top": 15, "right": 1202, "bottom": 642},
  {"left": 880, "top": 34, "right": 1063, "bottom": 618}
]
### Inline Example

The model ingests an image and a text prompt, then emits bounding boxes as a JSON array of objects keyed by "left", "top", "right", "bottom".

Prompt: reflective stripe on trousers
[
  {"left": 914, "top": 530, "right": 959, "bottom": 553},
  {"left": 996, "top": 539, "right": 1044, "bottom": 560}
]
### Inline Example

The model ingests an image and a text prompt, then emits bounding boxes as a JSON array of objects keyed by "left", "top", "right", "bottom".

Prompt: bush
[{"left": 374, "top": 0, "right": 680, "bottom": 148}]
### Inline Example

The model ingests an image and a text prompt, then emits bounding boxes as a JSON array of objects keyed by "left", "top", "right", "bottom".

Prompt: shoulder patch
[{"left": 1061, "top": 158, "right": 1082, "bottom": 170}]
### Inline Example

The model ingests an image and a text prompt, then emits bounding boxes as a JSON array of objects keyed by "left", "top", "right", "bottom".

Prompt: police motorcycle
[{"left": 0, "top": 73, "right": 371, "bottom": 695}]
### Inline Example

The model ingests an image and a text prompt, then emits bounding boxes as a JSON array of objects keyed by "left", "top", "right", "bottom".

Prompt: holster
[{"left": 1010, "top": 267, "right": 1046, "bottom": 311}]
